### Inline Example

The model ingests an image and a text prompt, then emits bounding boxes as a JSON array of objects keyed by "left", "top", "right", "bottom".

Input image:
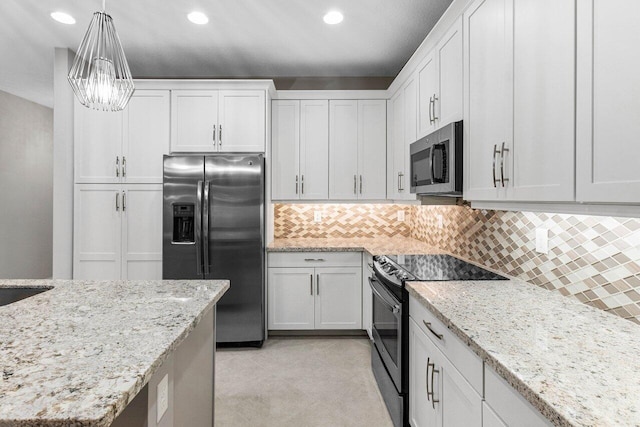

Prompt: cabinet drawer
[
  {"left": 268, "top": 251, "right": 361, "bottom": 268},
  {"left": 484, "top": 365, "right": 551, "bottom": 427},
  {"left": 409, "top": 295, "right": 483, "bottom": 395}
]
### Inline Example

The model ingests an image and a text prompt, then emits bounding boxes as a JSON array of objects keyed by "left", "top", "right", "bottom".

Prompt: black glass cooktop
[{"left": 386, "top": 254, "right": 507, "bottom": 281}]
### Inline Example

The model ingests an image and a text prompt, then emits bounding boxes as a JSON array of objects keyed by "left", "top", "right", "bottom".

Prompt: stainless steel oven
[{"left": 370, "top": 275, "right": 402, "bottom": 389}]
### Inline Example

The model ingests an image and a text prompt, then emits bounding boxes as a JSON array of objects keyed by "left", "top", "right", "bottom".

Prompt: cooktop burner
[{"left": 384, "top": 254, "right": 507, "bottom": 281}]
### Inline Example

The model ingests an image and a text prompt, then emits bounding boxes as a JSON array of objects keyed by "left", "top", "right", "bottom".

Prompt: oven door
[{"left": 369, "top": 275, "right": 403, "bottom": 392}]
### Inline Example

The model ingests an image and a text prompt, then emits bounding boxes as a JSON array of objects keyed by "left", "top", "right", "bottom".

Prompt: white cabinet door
[
  {"left": 409, "top": 319, "right": 440, "bottom": 427},
  {"left": 271, "top": 100, "right": 300, "bottom": 200},
  {"left": 463, "top": 0, "right": 513, "bottom": 201},
  {"left": 170, "top": 90, "right": 218, "bottom": 152},
  {"left": 329, "top": 100, "right": 359, "bottom": 199},
  {"left": 315, "top": 267, "right": 362, "bottom": 329},
  {"left": 268, "top": 268, "right": 315, "bottom": 330},
  {"left": 218, "top": 90, "right": 266, "bottom": 152},
  {"left": 576, "top": 0, "right": 640, "bottom": 203},
  {"left": 509, "top": 0, "right": 575, "bottom": 202},
  {"left": 73, "top": 185, "right": 122, "bottom": 279},
  {"left": 74, "top": 102, "right": 123, "bottom": 184},
  {"left": 358, "top": 100, "right": 387, "bottom": 200},
  {"left": 405, "top": 76, "right": 418, "bottom": 146},
  {"left": 440, "top": 351, "right": 482, "bottom": 427},
  {"left": 482, "top": 403, "right": 507, "bottom": 427},
  {"left": 388, "top": 92, "right": 404, "bottom": 199},
  {"left": 121, "top": 185, "right": 163, "bottom": 279},
  {"left": 122, "top": 90, "right": 170, "bottom": 183},
  {"left": 300, "top": 100, "right": 329, "bottom": 200},
  {"left": 437, "top": 17, "right": 463, "bottom": 127},
  {"left": 418, "top": 52, "right": 438, "bottom": 138}
]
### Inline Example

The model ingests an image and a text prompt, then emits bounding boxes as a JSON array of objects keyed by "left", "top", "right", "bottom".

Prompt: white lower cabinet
[
  {"left": 74, "top": 184, "right": 162, "bottom": 280},
  {"left": 409, "top": 318, "right": 482, "bottom": 427},
  {"left": 482, "top": 402, "right": 507, "bottom": 427},
  {"left": 267, "top": 253, "right": 363, "bottom": 330},
  {"left": 362, "top": 252, "right": 373, "bottom": 339}
]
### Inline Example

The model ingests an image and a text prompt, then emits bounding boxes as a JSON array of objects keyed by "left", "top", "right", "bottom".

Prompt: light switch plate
[
  {"left": 397, "top": 210, "right": 405, "bottom": 222},
  {"left": 314, "top": 211, "right": 322, "bottom": 222},
  {"left": 157, "top": 374, "right": 169, "bottom": 423},
  {"left": 535, "top": 227, "right": 549, "bottom": 254},
  {"left": 436, "top": 214, "right": 444, "bottom": 229}
]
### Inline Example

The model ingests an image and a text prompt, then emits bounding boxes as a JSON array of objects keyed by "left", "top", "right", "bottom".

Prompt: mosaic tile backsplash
[{"left": 274, "top": 203, "right": 640, "bottom": 324}]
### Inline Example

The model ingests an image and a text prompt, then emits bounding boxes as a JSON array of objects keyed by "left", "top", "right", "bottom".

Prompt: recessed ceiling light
[
  {"left": 51, "top": 11, "right": 76, "bottom": 25},
  {"left": 323, "top": 10, "right": 343, "bottom": 25},
  {"left": 188, "top": 11, "right": 209, "bottom": 25}
]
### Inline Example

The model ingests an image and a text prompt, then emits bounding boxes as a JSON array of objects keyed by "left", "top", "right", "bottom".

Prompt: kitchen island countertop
[{"left": 0, "top": 279, "right": 229, "bottom": 427}]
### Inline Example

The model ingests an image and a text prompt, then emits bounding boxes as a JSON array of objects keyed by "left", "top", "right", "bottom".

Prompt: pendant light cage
[{"left": 68, "top": 10, "right": 134, "bottom": 112}]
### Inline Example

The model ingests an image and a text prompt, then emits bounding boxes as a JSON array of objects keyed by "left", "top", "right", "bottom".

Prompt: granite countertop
[
  {"left": 268, "top": 237, "right": 443, "bottom": 256},
  {"left": 407, "top": 279, "right": 640, "bottom": 427},
  {"left": 0, "top": 279, "right": 229, "bottom": 427}
]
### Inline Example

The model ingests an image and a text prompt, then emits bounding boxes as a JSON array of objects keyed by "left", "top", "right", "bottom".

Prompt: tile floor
[{"left": 215, "top": 337, "right": 394, "bottom": 427}]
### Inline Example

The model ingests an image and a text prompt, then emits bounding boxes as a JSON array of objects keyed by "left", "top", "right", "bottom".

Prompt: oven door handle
[{"left": 369, "top": 277, "right": 400, "bottom": 314}]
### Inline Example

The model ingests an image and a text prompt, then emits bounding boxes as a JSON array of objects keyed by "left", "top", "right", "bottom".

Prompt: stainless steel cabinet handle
[
  {"left": 116, "top": 156, "right": 120, "bottom": 177},
  {"left": 304, "top": 258, "right": 325, "bottom": 262},
  {"left": 359, "top": 175, "right": 363, "bottom": 194},
  {"left": 426, "top": 357, "right": 431, "bottom": 401},
  {"left": 310, "top": 274, "right": 313, "bottom": 295},
  {"left": 295, "top": 175, "right": 299, "bottom": 194},
  {"left": 122, "top": 191, "right": 126, "bottom": 211},
  {"left": 423, "top": 320, "right": 443, "bottom": 340},
  {"left": 429, "top": 96, "right": 434, "bottom": 124},
  {"left": 492, "top": 144, "right": 500, "bottom": 188},
  {"left": 353, "top": 175, "right": 357, "bottom": 194},
  {"left": 122, "top": 156, "right": 126, "bottom": 177},
  {"left": 500, "top": 142, "right": 509, "bottom": 187},
  {"left": 115, "top": 192, "right": 120, "bottom": 211},
  {"left": 212, "top": 125, "right": 216, "bottom": 144},
  {"left": 398, "top": 172, "right": 404, "bottom": 191},
  {"left": 195, "top": 181, "right": 203, "bottom": 275},
  {"left": 316, "top": 274, "right": 320, "bottom": 295},
  {"left": 301, "top": 175, "right": 304, "bottom": 195},
  {"left": 432, "top": 94, "right": 439, "bottom": 122},
  {"left": 219, "top": 125, "right": 222, "bottom": 145},
  {"left": 431, "top": 366, "right": 440, "bottom": 409},
  {"left": 203, "top": 181, "right": 210, "bottom": 275}
]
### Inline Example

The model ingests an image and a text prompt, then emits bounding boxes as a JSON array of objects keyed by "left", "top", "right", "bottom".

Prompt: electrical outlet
[
  {"left": 157, "top": 374, "right": 169, "bottom": 423},
  {"left": 535, "top": 227, "right": 549, "bottom": 254},
  {"left": 397, "top": 210, "right": 405, "bottom": 222},
  {"left": 314, "top": 211, "right": 322, "bottom": 222},
  {"left": 436, "top": 214, "right": 444, "bottom": 229}
]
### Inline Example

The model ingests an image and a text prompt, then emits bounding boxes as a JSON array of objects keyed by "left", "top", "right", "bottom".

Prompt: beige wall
[{"left": 0, "top": 90, "right": 53, "bottom": 278}]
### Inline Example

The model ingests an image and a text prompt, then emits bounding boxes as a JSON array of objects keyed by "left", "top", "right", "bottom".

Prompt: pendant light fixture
[{"left": 68, "top": 0, "right": 134, "bottom": 112}]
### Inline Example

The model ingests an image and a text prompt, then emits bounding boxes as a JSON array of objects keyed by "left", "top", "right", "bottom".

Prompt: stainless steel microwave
[{"left": 410, "top": 121, "right": 463, "bottom": 196}]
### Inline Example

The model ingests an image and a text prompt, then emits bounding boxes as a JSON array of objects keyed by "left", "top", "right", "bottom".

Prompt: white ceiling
[{"left": 0, "top": 0, "right": 453, "bottom": 107}]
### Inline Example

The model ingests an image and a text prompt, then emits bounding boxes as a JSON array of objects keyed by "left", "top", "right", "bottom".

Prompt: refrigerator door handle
[
  {"left": 195, "top": 180, "right": 203, "bottom": 275},
  {"left": 203, "top": 180, "right": 211, "bottom": 276}
]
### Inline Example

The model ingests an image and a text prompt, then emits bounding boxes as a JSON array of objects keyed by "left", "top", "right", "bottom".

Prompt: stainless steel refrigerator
[{"left": 162, "top": 154, "right": 264, "bottom": 346}]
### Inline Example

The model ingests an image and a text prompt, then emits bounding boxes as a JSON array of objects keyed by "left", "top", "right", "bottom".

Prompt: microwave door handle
[
  {"left": 368, "top": 277, "right": 400, "bottom": 314},
  {"left": 202, "top": 180, "right": 210, "bottom": 276},
  {"left": 195, "top": 181, "right": 203, "bottom": 275}
]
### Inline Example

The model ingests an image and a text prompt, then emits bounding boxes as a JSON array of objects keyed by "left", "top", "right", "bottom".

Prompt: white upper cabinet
[
  {"left": 329, "top": 100, "right": 386, "bottom": 200},
  {"left": 218, "top": 90, "right": 266, "bottom": 152},
  {"left": 510, "top": 0, "right": 575, "bottom": 201},
  {"left": 122, "top": 90, "right": 170, "bottom": 183},
  {"left": 464, "top": 0, "right": 575, "bottom": 203},
  {"left": 329, "top": 100, "right": 360, "bottom": 199},
  {"left": 576, "top": 0, "right": 640, "bottom": 203},
  {"left": 358, "top": 100, "right": 387, "bottom": 200},
  {"left": 300, "top": 100, "right": 329, "bottom": 200},
  {"left": 74, "top": 102, "right": 123, "bottom": 184},
  {"left": 271, "top": 100, "right": 300, "bottom": 200},
  {"left": 387, "top": 88, "right": 415, "bottom": 200},
  {"left": 171, "top": 89, "right": 266, "bottom": 153},
  {"left": 271, "top": 100, "right": 329, "bottom": 200},
  {"left": 418, "top": 17, "right": 463, "bottom": 140},
  {"left": 75, "top": 90, "right": 170, "bottom": 184},
  {"left": 418, "top": 52, "right": 439, "bottom": 138},
  {"left": 170, "top": 90, "right": 219, "bottom": 152},
  {"left": 464, "top": 0, "right": 514, "bottom": 201}
]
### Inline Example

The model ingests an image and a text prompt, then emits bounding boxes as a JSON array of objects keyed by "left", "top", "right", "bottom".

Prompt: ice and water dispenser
[{"left": 172, "top": 204, "right": 195, "bottom": 243}]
